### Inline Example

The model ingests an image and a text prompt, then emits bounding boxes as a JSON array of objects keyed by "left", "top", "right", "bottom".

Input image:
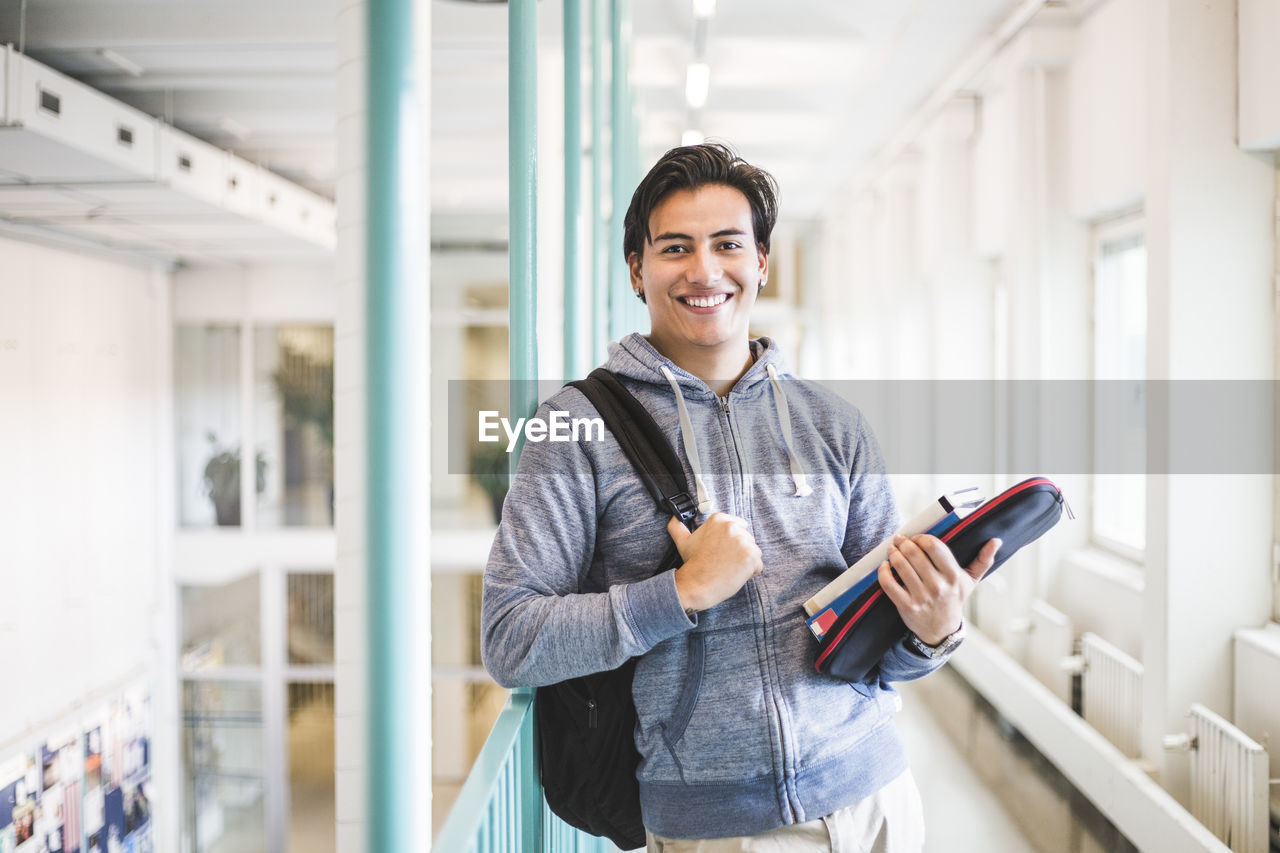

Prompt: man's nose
[{"left": 686, "top": 247, "right": 721, "bottom": 284}]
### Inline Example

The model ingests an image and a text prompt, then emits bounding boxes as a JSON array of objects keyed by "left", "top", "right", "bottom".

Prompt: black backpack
[{"left": 534, "top": 368, "right": 698, "bottom": 851}]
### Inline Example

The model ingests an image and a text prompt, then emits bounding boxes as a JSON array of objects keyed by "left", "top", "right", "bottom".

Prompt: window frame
[{"left": 1089, "top": 211, "right": 1147, "bottom": 564}]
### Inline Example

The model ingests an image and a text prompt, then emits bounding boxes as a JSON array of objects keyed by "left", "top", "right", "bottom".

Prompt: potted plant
[{"left": 203, "top": 432, "right": 267, "bottom": 526}]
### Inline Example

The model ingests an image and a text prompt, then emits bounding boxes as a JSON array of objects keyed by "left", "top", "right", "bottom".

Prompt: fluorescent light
[
  {"left": 681, "top": 129, "right": 704, "bottom": 147},
  {"left": 218, "top": 117, "right": 251, "bottom": 141},
  {"left": 685, "top": 63, "right": 710, "bottom": 109},
  {"left": 692, "top": 0, "right": 716, "bottom": 18},
  {"left": 97, "top": 48, "right": 144, "bottom": 78}
]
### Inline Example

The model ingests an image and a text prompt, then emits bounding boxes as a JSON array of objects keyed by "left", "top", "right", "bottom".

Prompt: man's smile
[{"left": 677, "top": 292, "right": 732, "bottom": 311}]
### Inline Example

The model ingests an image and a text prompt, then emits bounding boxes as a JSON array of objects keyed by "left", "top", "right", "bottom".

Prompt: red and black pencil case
[{"left": 814, "top": 477, "right": 1067, "bottom": 683}]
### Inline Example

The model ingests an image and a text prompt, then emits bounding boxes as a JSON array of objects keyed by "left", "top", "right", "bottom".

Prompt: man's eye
[
  {"left": 661, "top": 245, "right": 688, "bottom": 253},
  {"left": 719, "top": 241, "right": 742, "bottom": 251}
]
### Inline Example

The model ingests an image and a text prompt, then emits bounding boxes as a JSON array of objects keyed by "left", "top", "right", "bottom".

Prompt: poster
[
  {"left": 114, "top": 692, "right": 150, "bottom": 851},
  {"left": 82, "top": 725, "right": 103, "bottom": 851},
  {"left": 0, "top": 684, "right": 150, "bottom": 853},
  {"left": 87, "top": 690, "right": 150, "bottom": 853},
  {"left": 9, "top": 759, "right": 36, "bottom": 853}
]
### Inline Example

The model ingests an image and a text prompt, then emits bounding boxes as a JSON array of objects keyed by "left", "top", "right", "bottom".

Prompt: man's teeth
[{"left": 685, "top": 294, "right": 728, "bottom": 308}]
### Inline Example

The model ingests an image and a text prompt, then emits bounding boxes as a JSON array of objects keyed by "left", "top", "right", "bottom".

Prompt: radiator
[
  {"left": 1185, "top": 703, "right": 1269, "bottom": 853},
  {"left": 1079, "top": 631, "right": 1143, "bottom": 758},
  {"left": 1025, "top": 599, "right": 1074, "bottom": 705}
]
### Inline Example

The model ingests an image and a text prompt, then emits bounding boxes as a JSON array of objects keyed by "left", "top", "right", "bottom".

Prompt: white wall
[
  {"left": 0, "top": 233, "right": 171, "bottom": 831},
  {"left": 817, "top": 0, "right": 1278, "bottom": 816},
  {"left": 1066, "top": 0, "right": 1146, "bottom": 219}
]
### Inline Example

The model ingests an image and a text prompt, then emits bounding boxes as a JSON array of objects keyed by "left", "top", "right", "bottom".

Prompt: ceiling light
[
  {"left": 97, "top": 48, "right": 144, "bottom": 78},
  {"left": 681, "top": 129, "right": 704, "bottom": 147},
  {"left": 685, "top": 63, "right": 710, "bottom": 109},
  {"left": 218, "top": 117, "right": 251, "bottom": 141},
  {"left": 692, "top": 0, "right": 716, "bottom": 18}
]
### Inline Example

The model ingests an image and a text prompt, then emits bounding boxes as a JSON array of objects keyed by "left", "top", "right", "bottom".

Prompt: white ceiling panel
[
  {"left": 0, "top": 0, "right": 1037, "bottom": 255},
  {"left": 704, "top": 38, "right": 866, "bottom": 88}
]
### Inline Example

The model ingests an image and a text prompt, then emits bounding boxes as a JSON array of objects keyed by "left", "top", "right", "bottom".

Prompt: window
[
  {"left": 285, "top": 682, "right": 334, "bottom": 853},
  {"left": 178, "top": 568, "right": 333, "bottom": 853},
  {"left": 182, "top": 681, "right": 266, "bottom": 853},
  {"left": 176, "top": 322, "right": 334, "bottom": 531},
  {"left": 182, "top": 572, "right": 261, "bottom": 670},
  {"left": 1092, "top": 218, "right": 1146, "bottom": 558},
  {"left": 254, "top": 327, "right": 334, "bottom": 528},
  {"left": 176, "top": 325, "right": 242, "bottom": 527}
]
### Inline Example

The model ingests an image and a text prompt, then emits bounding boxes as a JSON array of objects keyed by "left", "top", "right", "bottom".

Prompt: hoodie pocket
[
  {"left": 653, "top": 624, "right": 773, "bottom": 783},
  {"left": 659, "top": 631, "right": 706, "bottom": 747}
]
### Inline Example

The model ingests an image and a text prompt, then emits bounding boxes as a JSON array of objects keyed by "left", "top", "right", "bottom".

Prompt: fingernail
[
  {"left": 892, "top": 533, "right": 905, "bottom": 544},
  {"left": 993, "top": 538, "right": 1004, "bottom": 552}
]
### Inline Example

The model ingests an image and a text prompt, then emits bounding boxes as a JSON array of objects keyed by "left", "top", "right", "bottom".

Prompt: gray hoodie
[{"left": 482, "top": 333, "right": 950, "bottom": 839}]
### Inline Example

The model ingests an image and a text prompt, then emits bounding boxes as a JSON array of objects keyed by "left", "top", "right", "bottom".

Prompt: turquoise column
[
  {"left": 509, "top": 1, "right": 543, "bottom": 845},
  {"left": 510, "top": 0, "right": 539, "bottom": 436},
  {"left": 365, "top": 0, "right": 427, "bottom": 848},
  {"left": 563, "top": 0, "right": 584, "bottom": 379},
  {"left": 608, "top": 0, "right": 632, "bottom": 343},
  {"left": 626, "top": 92, "right": 647, "bottom": 333},
  {"left": 591, "top": 0, "right": 609, "bottom": 363}
]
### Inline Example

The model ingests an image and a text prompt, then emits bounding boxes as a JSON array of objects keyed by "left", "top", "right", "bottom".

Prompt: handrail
[{"left": 436, "top": 690, "right": 619, "bottom": 852}]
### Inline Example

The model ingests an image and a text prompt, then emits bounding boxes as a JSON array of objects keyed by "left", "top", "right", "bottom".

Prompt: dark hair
[{"left": 622, "top": 142, "right": 779, "bottom": 262}]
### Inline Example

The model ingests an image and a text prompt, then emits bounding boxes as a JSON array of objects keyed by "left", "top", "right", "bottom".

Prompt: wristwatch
[{"left": 908, "top": 622, "right": 966, "bottom": 659}]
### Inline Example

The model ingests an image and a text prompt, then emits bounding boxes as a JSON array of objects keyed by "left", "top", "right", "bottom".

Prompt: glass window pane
[
  {"left": 176, "top": 325, "right": 243, "bottom": 528},
  {"left": 255, "top": 326, "right": 334, "bottom": 528},
  {"left": 181, "top": 681, "right": 266, "bottom": 853},
  {"left": 181, "top": 572, "right": 261, "bottom": 670},
  {"left": 287, "top": 682, "right": 334, "bottom": 853},
  {"left": 1093, "top": 235, "right": 1147, "bottom": 553},
  {"left": 287, "top": 573, "right": 334, "bottom": 666}
]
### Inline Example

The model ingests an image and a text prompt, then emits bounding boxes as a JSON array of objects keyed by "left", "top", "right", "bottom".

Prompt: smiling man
[
  {"left": 482, "top": 143, "right": 996, "bottom": 852},
  {"left": 626, "top": 181, "right": 765, "bottom": 394}
]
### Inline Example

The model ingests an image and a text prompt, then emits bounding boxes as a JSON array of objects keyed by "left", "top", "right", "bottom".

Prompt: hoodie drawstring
[
  {"left": 766, "top": 364, "right": 814, "bottom": 497},
  {"left": 659, "top": 366, "right": 715, "bottom": 513},
  {"left": 660, "top": 362, "right": 813, "bottom": 510}
]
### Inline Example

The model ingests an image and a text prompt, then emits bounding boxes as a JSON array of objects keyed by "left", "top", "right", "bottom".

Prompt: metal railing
[{"left": 435, "top": 691, "right": 619, "bottom": 852}]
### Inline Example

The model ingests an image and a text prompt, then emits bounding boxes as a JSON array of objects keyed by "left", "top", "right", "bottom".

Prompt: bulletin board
[{"left": 0, "top": 686, "right": 151, "bottom": 853}]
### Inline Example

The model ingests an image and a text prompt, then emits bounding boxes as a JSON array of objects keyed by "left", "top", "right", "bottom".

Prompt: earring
[{"left": 634, "top": 289, "right": 646, "bottom": 303}]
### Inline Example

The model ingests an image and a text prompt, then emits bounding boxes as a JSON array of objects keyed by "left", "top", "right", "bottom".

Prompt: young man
[{"left": 482, "top": 143, "right": 998, "bottom": 851}]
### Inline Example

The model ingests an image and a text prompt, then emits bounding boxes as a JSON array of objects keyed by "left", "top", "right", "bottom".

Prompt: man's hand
[
  {"left": 877, "top": 533, "right": 1002, "bottom": 646},
  {"left": 668, "top": 513, "right": 763, "bottom": 612}
]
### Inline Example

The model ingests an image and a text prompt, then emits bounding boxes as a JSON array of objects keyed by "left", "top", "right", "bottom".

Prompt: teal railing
[
  {"left": 437, "top": 0, "right": 639, "bottom": 846},
  {"left": 435, "top": 691, "right": 619, "bottom": 852}
]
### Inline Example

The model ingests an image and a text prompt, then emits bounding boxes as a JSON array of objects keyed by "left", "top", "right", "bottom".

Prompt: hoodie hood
[
  {"left": 604, "top": 332, "right": 790, "bottom": 399},
  {"left": 603, "top": 333, "right": 812, "bottom": 509}
]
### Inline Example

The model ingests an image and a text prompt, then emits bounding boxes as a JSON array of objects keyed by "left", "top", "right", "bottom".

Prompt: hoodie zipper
[{"left": 717, "top": 391, "right": 799, "bottom": 824}]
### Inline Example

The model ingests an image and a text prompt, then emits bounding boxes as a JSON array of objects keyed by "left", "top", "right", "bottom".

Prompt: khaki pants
[{"left": 645, "top": 769, "right": 924, "bottom": 853}]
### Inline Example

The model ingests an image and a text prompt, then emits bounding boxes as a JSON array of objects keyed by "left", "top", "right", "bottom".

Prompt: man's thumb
[
  {"left": 667, "top": 516, "right": 692, "bottom": 552},
  {"left": 970, "top": 538, "right": 1002, "bottom": 581}
]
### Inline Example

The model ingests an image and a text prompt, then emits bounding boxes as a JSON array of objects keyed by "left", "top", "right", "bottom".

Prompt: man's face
[{"left": 628, "top": 184, "right": 767, "bottom": 367}]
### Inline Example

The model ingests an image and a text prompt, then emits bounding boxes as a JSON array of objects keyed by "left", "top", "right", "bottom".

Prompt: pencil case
[{"left": 813, "top": 477, "right": 1067, "bottom": 683}]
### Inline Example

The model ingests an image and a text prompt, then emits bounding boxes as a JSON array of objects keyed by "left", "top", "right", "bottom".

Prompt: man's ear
[
  {"left": 757, "top": 244, "right": 769, "bottom": 286},
  {"left": 627, "top": 251, "right": 643, "bottom": 292}
]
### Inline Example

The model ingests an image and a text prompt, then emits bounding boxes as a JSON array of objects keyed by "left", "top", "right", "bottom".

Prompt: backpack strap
[{"left": 568, "top": 367, "right": 698, "bottom": 529}]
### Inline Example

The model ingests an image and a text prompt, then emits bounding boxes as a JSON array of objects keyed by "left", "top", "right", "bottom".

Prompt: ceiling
[{"left": 0, "top": 0, "right": 1036, "bottom": 257}]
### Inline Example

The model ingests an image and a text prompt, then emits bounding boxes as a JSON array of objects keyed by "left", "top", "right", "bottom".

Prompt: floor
[
  {"left": 896, "top": 675, "right": 1034, "bottom": 852},
  {"left": 898, "top": 667, "right": 1139, "bottom": 853},
  {"left": 429, "top": 666, "right": 1140, "bottom": 852}
]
